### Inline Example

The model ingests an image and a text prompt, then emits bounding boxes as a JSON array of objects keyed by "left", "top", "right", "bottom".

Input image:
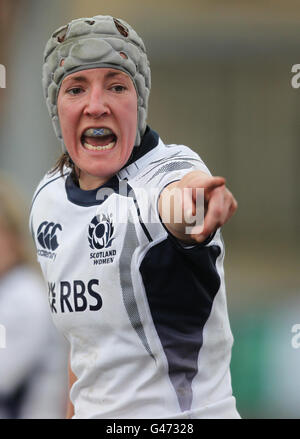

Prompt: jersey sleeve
[
  {"left": 134, "top": 144, "right": 214, "bottom": 244},
  {"left": 29, "top": 172, "right": 53, "bottom": 242},
  {"left": 138, "top": 145, "right": 211, "bottom": 192},
  {"left": 29, "top": 169, "right": 68, "bottom": 248}
]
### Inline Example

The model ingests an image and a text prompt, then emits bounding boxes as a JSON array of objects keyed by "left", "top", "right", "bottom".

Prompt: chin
[{"left": 79, "top": 164, "right": 116, "bottom": 186}]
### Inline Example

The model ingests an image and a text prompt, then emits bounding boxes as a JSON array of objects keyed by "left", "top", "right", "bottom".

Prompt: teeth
[
  {"left": 83, "top": 140, "right": 116, "bottom": 151},
  {"left": 83, "top": 128, "right": 113, "bottom": 137}
]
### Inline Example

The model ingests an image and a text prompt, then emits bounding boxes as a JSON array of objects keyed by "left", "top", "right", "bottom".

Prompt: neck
[{"left": 79, "top": 173, "right": 111, "bottom": 191}]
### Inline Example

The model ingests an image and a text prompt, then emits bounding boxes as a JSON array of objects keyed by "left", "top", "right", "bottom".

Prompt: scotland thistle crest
[{"left": 88, "top": 214, "right": 115, "bottom": 250}]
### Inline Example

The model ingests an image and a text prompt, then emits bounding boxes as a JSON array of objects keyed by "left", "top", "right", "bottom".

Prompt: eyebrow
[
  {"left": 64, "top": 75, "right": 87, "bottom": 83},
  {"left": 105, "top": 71, "right": 128, "bottom": 80},
  {"left": 62, "top": 70, "right": 128, "bottom": 85}
]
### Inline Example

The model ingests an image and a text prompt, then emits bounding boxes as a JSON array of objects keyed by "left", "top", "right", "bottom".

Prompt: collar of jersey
[
  {"left": 123, "top": 126, "right": 159, "bottom": 168},
  {"left": 65, "top": 126, "right": 159, "bottom": 207}
]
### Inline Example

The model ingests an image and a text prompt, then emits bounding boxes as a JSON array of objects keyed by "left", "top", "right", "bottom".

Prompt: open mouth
[{"left": 81, "top": 128, "right": 117, "bottom": 151}]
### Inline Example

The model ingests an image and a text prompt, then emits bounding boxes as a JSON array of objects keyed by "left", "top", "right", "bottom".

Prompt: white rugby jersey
[{"left": 30, "top": 127, "right": 240, "bottom": 419}]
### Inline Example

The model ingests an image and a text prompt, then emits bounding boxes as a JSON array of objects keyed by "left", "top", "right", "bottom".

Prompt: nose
[{"left": 83, "top": 86, "right": 111, "bottom": 118}]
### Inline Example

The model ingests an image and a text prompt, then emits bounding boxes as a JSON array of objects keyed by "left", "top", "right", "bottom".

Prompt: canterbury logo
[
  {"left": 88, "top": 214, "right": 115, "bottom": 250},
  {"left": 37, "top": 221, "right": 62, "bottom": 251}
]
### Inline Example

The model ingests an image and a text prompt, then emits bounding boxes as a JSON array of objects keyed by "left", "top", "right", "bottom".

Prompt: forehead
[{"left": 61, "top": 67, "right": 132, "bottom": 85}]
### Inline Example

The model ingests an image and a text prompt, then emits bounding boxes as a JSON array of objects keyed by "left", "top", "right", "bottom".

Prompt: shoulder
[
  {"left": 154, "top": 139, "right": 210, "bottom": 169},
  {"left": 129, "top": 138, "right": 212, "bottom": 188},
  {"left": 31, "top": 168, "right": 70, "bottom": 209},
  {"left": 30, "top": 168, "right": 71, "bottom": 219},
  {"left": 29, "top": 168, "right": 70, "bottom": 236},
  {"left": 145, "top": 138, "right": 210, "bottom": 173},
  {"left": 118, "top": 127, "right": 211, "bottom": 182}
]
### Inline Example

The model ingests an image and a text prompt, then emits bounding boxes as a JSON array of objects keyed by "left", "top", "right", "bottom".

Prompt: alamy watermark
[
  {"left": 94, "top": 183, "right": 205, "bottom": 234},
  {"left": 291, "top": 64, "right": 300, "bottom": 88},
  {"left": 291, "top": 324, "right": 300, "bottom": 349},
  {"left": 0, "top": 64, "right": 6, "bottom": 88},
  {"left": 0, "top": 324, "right": 6, "bottom": 349}
]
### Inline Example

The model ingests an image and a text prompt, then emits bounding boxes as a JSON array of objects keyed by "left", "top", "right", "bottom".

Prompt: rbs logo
[{"left": 48, "top": 279, "right": 102, "bottom": 313}]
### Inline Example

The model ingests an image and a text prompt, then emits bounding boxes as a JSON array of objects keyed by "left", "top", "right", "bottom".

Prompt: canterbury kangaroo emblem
[{"left": 37, "top": 221, "right": 62, "bottom": 251}]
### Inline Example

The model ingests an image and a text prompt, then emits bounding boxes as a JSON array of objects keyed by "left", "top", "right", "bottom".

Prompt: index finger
[
  {"left": 203, "top": 176, "right": 226, "bottom": 190},
  {"left": 189, "top": 177, "right": 226, "bottom": 205},
  {"left": 187, "top": 175, "right": 225, "bottom": 190}
]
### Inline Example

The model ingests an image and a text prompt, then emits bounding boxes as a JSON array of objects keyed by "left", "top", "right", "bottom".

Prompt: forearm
[
  {"left": 158, "top": 180, "right": 197, "bottom": 243},
  {"left": 158, "top": 170, "right": 237, "bottom": 244}
]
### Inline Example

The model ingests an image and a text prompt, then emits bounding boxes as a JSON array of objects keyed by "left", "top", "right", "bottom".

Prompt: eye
[
  {"left": 111, "top": 84, "right": 126, "bottom": 93},
  {"left": 67, "top": 87, "right": 83, "bottom": 96}
]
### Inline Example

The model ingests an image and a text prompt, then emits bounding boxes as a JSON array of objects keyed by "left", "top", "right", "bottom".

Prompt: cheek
[
  {"left": 123, "top": 98, "right": 138, "bottom": 136},
  {"left": 58, "top": 100, "right": 77, "bottom": 141},
  {"left": 57, "top": 99, "right": 67, "bottom": 135}
]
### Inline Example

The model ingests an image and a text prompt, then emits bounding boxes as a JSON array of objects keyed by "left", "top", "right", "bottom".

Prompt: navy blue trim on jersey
[
  {"left": 161, "top": 217, "right": 216, "bottom": 249},
  {"left": 66, "top": 174, "right": 153, "bottom": 242},
  {"left": 125, "top": 182, "right": 153, "bottom": 242},
  {"left": 168, "top": 229, "right": 216, "bottom": 248},
  {"left": 66, "top": 174, "right": 120, "bottom": 207},
  {"left": 139, "top": 237, "right": 221, "bottom": 412},
  {"left": 120, "top": 220, "right": 155, "bottom": 360}
]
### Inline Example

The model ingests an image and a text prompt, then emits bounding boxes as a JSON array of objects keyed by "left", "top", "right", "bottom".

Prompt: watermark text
[
  {"left": 0, "top": 64, "right": 6, "bottom": 88},
  {"left": 291, "top": 64, "right": 300, "bottom": 88},
  {"left": 291, "top": 324, "right": 300, "bottom": 349},
  {"left": 95, "top": 183, "right": 204, "bottom": 234}
]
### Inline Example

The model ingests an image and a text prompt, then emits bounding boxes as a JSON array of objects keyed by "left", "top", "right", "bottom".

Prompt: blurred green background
[{"left": 1, "top": 0, "right": 300, "bottom": 418}]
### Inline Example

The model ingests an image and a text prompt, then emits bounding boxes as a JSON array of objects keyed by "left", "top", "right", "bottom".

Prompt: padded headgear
[{"left": 42, "top": 15, "right": 151, "bottom": 149}]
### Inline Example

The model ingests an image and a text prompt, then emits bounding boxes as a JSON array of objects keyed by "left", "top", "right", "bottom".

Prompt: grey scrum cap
[{"left": 42, "top": 15, "right": 151, "bottom": 149}]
